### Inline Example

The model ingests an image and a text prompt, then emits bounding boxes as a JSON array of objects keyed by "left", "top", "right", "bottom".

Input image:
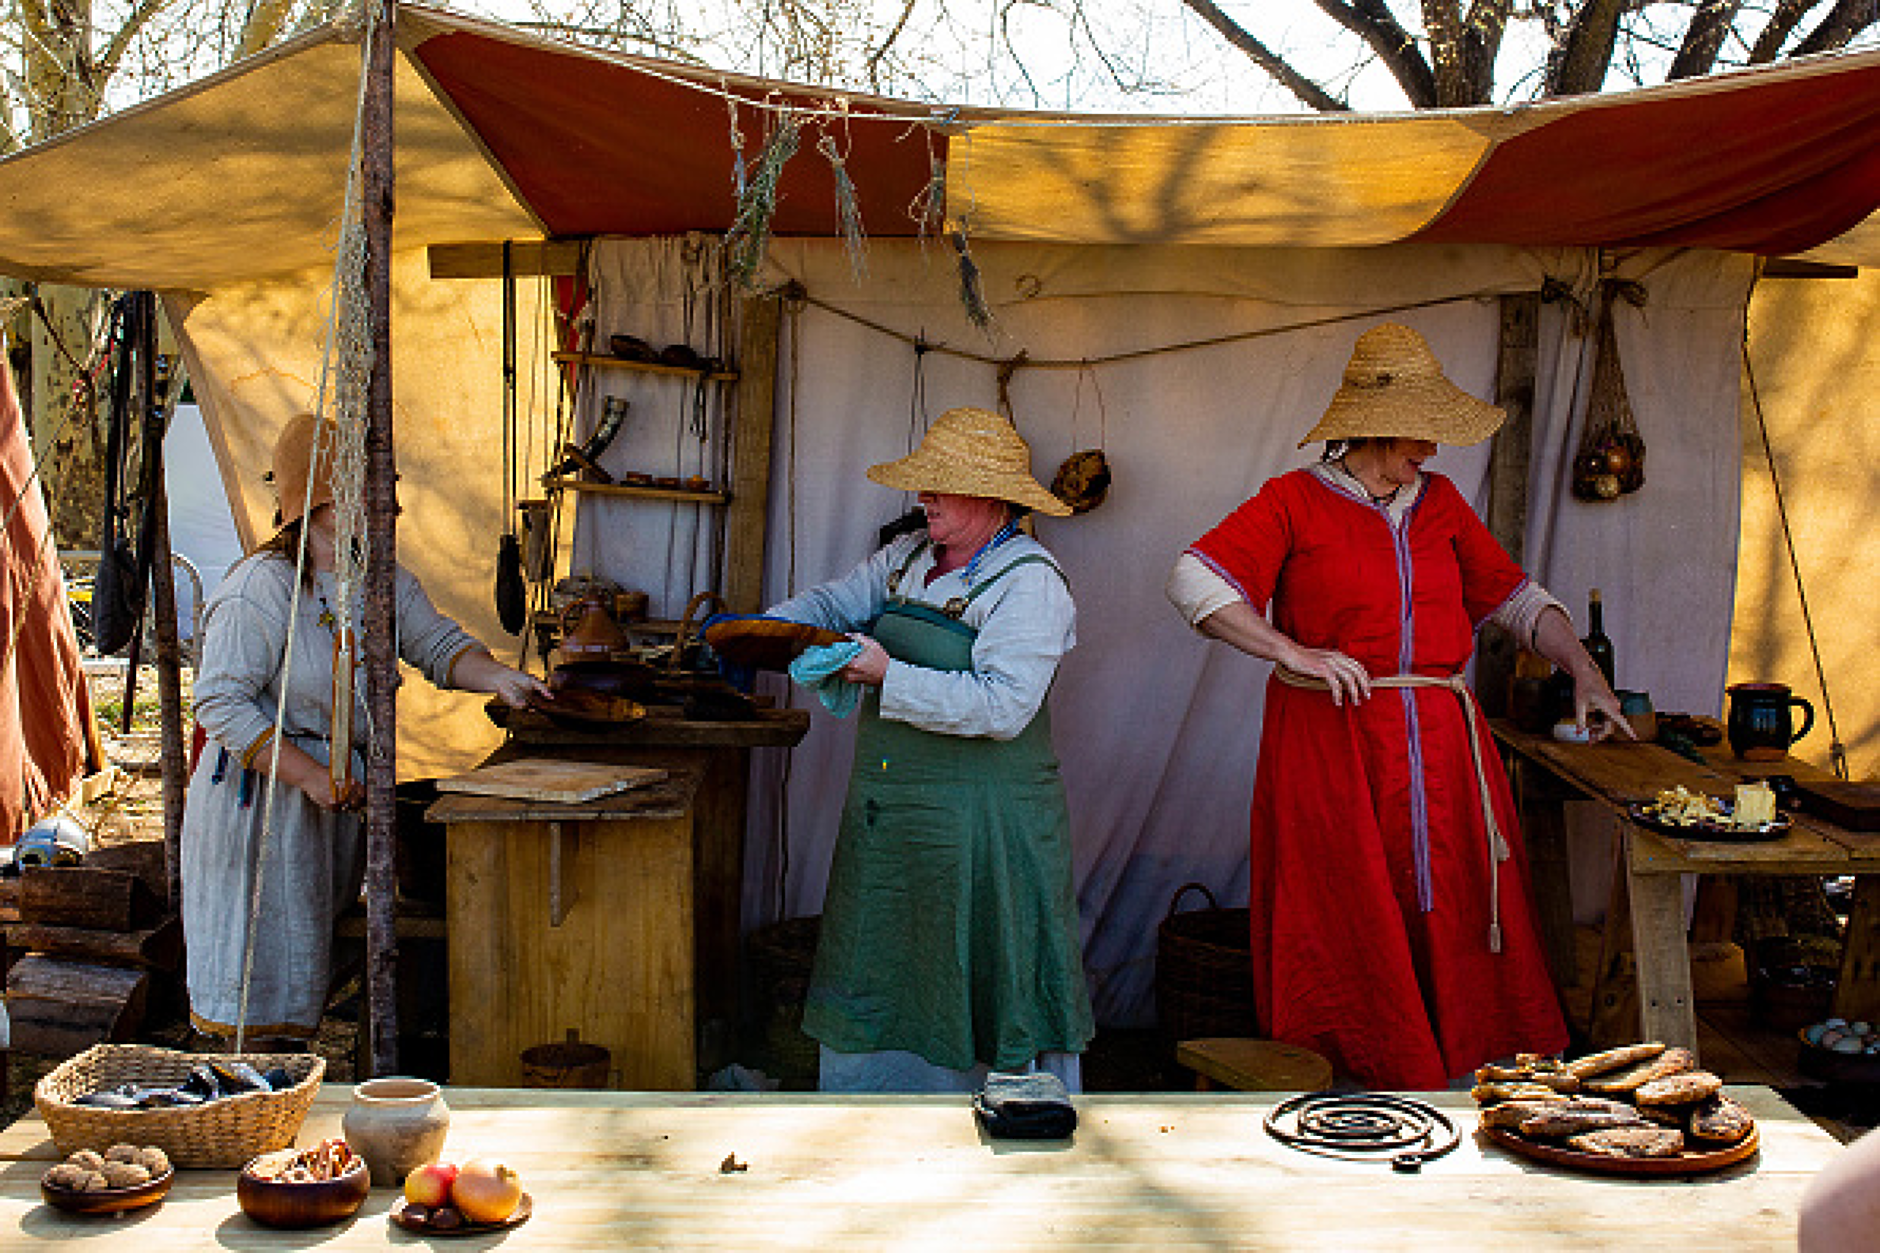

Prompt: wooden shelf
[
  {"left": 554, "top": 350, "right": 738, "bottom": 382},
  {"left": 541, "top": 476, "right": 730, "bottom": 505}
]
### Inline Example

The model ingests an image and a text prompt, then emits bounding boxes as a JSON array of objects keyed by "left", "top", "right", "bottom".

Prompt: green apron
[{"left": 802, "top": 551, "right": 1095, "bottom": 1071}]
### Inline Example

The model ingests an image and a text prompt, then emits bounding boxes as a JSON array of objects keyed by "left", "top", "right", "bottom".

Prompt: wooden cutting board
[
  {"left": 435, "top": 758, "right": 667, "bottom": 804},
  {"left": 1792, "top": 779, "right": 1880, "bottom": 831}
]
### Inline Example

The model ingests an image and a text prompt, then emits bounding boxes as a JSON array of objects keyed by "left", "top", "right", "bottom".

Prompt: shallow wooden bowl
[
  {"left": 40, "top": 1168, "right": 173, "bottom": 1215},
  {"left": 236, "top": 1156, "right": 371, "bottom": 1228}
]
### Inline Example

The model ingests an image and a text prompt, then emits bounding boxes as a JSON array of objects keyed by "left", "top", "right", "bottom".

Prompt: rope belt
[{"left": 1276, "top": 668, "right": 1511, "bottom": 953}]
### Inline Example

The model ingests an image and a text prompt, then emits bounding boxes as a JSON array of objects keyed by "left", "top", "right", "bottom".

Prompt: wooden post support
[
  {"left": 360, "top": 0, "right": 401, "bottom": 1080},
  {"left": 720, "top": 294, "right": 782, "bottom": 614},
  {"left": 1478, "top": 292, "right": 1539, "bottom": 719},
  {"left": 140, "top": 291, "right": 187, "bottom": 916}
]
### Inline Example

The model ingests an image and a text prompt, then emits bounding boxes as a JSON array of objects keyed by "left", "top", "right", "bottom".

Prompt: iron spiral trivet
[{"left": 1263, "top": 1093, "right": 1459, "bottom": 1172}]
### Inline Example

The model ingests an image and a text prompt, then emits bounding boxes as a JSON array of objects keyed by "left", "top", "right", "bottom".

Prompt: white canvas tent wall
[{"left": 3, "top": 7, "right": 1878, "bottom": 1027}]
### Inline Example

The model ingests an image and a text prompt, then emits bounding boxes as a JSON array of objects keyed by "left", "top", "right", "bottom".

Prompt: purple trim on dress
[
  {"left": 1185, "top": 545, "right": 1255, "bottom": 606},
  {"left": 1479, "top": 575, "right": 1531, "bottom": 631},
  {"left": 1388, "top": 499, "right": 1435, "bottom": 913}
]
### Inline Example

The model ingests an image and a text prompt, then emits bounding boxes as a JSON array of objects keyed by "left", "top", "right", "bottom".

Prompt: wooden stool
[{"left": 1177, "top": 1037, "right": 1333, "bottom": 1093}]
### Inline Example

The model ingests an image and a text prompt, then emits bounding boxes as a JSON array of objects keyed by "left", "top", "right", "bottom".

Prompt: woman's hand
[
  {"left": 1280, "top": 644, "right": 1374, "bottom": 707},
  {"left": 304, "top": 775, "right": 367, "bottom": 812},
  {"left": 487, "top": 666, "right": 551, "bottom": 710},
  {"left": 840, "top": 635, "right": 890, "bottom": 687},
  {"left": 1575, "top": 670, "right": 1637, "bottom": 742}
]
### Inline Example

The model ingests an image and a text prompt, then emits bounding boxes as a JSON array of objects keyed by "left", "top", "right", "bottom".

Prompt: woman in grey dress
[{"left": 182, "top": 414, "right": 544, "bottom": 1046}]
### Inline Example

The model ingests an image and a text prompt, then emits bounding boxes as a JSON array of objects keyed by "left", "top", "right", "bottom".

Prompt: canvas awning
[{"left": 1, "top": 4, "right": 1879, "bottom": 292}]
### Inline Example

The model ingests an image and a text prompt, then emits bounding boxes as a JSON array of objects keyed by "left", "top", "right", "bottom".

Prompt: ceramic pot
[
  {"left": 341, "top": 1077, "right": 450, "bottom": 1187},
  {"left": 1726, "top": 681, "right": 1815, "bottom": 761}
]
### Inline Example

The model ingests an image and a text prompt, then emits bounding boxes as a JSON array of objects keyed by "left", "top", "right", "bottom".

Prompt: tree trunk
[{"left": 30, "top": 286, "right": 107, "bottom": 549}]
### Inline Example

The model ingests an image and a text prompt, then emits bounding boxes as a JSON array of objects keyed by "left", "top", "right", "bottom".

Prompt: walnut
[
  {"left": 135, "top": 1146, "right": 171, "bottom": 1175},
  {"left": 79, "top": 1170, "right": 111, "bottom": 1192},
  {"left": 99, "top": 1161, "right": 151, "bottom": 1188},
  {"left": 66, "top": 1150, "right": 106, "bottom": 1170},
  {"left": 105, "top": 1143, "right": 142, "bottom": 1164}
]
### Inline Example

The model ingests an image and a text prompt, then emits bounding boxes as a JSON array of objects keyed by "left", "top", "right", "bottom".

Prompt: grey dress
[{"left": 181, "top": 553, "right": 476, "bottom": 1039}]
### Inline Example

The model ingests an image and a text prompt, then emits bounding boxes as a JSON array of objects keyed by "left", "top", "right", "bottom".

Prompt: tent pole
[
  {"left": 135, "top": 290, "right": 187, "bottom": 913},
  {"left": 1477, "top": 291, "right": 1540, "bottom": 719},
  {"left": 361, "top": 0, "right": 400, "bottom": 1079}
]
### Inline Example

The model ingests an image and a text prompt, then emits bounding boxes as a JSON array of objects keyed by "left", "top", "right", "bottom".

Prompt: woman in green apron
[{"left": 765, "top": 407, "right": 1095, "bottom": 1093}]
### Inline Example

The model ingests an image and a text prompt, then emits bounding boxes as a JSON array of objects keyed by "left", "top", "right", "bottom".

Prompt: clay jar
[{"left": 341, "top": 1077, "right": 450, "bottom": 1187}]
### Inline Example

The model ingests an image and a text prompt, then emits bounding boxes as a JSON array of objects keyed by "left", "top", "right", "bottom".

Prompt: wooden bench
[{"left": 1176, "top": 1037, "right": 1334, "bottom": 1092}]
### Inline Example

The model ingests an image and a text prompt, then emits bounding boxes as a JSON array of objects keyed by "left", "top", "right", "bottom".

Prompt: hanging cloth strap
[{"left": 1274, "top": 668, "right": 1511, "bottom": 954}]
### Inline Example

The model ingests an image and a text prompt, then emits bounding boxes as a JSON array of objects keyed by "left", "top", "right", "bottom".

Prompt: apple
[
  {"left": 404, "top": 1161, "right": 459, "bottom": 1208},
  {"left": 450, "top": 1158, "right": 522, "bottom": 1224}
]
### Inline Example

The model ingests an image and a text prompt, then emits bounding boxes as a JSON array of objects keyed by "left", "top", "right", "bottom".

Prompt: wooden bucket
[{"left": 519, "top": 1029, "right": 612, "bottom": 1089}]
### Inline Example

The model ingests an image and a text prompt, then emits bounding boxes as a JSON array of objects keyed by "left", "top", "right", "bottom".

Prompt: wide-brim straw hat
[
  {"left": 269, "top": 412, "right": 339, "bottom": 534},
  {"left": 867, "top": 406, "right": 1072, "bottom": 517},
  {"left": 1297, "top": 323, "right": 1505, "bottom": 448}
]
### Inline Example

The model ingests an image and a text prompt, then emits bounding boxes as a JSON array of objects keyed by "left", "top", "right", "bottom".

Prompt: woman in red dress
[{"left": 1167, "top": 323, "right": 1630, "bottom": 1090}]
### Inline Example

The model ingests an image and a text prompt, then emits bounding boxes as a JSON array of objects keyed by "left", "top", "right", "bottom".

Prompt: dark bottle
[{"left": 1583, "top": 589, "right": 1615, "bottom": 687}]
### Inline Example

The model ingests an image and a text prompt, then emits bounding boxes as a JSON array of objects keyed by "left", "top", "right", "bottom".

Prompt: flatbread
[{"left": 703, "top": 618, "right": 848, "bottom": 671}]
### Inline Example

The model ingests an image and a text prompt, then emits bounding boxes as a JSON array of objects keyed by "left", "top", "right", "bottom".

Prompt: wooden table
[
  {"left": 1493, "top": 721, "right": 1880, "bottom": 1053},
  {"left": 0, "top": 1085, "right": 1846, "bottom": 1249},
  {"left": 429, "top": 765, "right": 704, "bottom": 1089},
  {"left": 492, "top": 704, "right": 811, "bottom": 1073}
]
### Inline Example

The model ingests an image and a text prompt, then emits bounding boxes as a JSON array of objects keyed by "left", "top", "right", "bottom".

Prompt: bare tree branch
[
  {"left": 1311, "top": 0, "right": 1438, "bottom": 106},
  {"left": 101, "top": 0, "right": 183, "bottom": 84},
  {"left": 1669, "top": 0, "right": 1743, "bottom": 79},
  {"left": 1548, "top": 0, "right": 1628, "bottom": 96},
  {"left": 1793, "top": 0, "right": 1880, "bottom": 54},
  {"left": 864, "top": 0, "right": 918, "bottom": 93},
  {"left": 1180, "top": 0, "right": 1351, "bottom": 111},
  {"left": 1747, "top": 0, "right": 1822, "bottom": 63}
]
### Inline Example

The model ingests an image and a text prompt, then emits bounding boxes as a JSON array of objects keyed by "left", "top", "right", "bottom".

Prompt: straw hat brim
[
  {"left": 1297, "top": 373, "right": 1505, "bottom": 448},
  {"left": 866, "top": 424, "right": 1073, "bottom": 517}
]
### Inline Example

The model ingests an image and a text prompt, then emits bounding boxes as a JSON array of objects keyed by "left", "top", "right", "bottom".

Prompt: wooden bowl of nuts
[
  {"left": 40, "top": 1144, "right": 174, "bottom": 1214},
  {"left": 237, "top": 1138, "right": 370, "bottom": 1229}
]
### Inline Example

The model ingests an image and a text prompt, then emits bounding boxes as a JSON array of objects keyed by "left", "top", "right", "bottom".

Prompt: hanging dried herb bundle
[
  {"left": 818, "top": 131, "right": 868, "bottom": 282},
  {"left": 949, "top": 228, "right": 992, "bottom": 330},
  {"left": 1571, "top": 281, "right": 1648, "bottom": 503},
  {"left": 726, "top": 114, "right": 802, "bottom": 288}
]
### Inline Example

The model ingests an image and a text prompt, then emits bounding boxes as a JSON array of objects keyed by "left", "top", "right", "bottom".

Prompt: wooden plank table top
[
  {"left": 424, "top": 762, "right": 700, "bottom": 824},
  {"left": 0, "top": 1086, "right": 1844, "bottom": 1250},
  {"left": 1491, "top": 720, "right": 1880, "bottom": 1045}
]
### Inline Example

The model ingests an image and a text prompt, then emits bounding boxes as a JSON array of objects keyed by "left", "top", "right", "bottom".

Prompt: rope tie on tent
[
  {"left": 785, "top": 286, "right": 1505, "bottom": 376},
  {"left": 235, "top": 0, "right": 380, "bottom": 1049},
  {"left": 1741, "top": 313, "right": 1848, "bottom": 780}
]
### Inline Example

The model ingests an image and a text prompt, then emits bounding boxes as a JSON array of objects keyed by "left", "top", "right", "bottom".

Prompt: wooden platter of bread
[{"left": 1471, "top": 1042, "right": 1760, "bottom": 1177}]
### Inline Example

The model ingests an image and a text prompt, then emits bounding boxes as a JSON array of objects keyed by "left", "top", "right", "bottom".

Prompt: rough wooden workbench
[
  {"left": 0, "top": 1085, "right": 1845, "bottom": 1249},
  {"left": 1493, "top": 720, "right": 1880, "bottom": 1053}
]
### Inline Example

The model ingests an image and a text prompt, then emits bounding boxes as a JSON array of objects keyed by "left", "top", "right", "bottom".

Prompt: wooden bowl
[
  {"left": 40, "top": 1167, "right": 173, "bottom": 1215},
  {"left": 237, "top": 1155, "right": 371, "bottom": 1228}
]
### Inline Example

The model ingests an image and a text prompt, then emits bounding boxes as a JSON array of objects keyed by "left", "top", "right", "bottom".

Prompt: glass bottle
[{"left": 1583, "top": 588, "right": 1616, "bottom": 687}]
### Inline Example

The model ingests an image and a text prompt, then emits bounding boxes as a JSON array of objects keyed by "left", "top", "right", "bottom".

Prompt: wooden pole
[
  {"left": 361, "top": 0, "right": 400, "bottom": 1078},
  {"left": 132, "top": 290, "right": 185, "bottom": 913},
  {"left": 1477, "top": 292, "right": 1540, "bottom": 718}
]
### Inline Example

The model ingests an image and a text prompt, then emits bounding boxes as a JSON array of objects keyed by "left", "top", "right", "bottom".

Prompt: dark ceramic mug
[{"left": 1726, "top": 682, "right": 1815, "bottom": 761}]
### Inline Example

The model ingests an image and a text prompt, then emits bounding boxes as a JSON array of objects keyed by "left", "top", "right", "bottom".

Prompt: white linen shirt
[{"left": 765, "top": 531, "right": 1075, "bottom": 741}]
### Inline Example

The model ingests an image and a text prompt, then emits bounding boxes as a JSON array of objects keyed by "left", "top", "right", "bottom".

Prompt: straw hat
[
  {"left": 867, "top": 406, "right": 1072, "bottom": 517},
  {"left": 268, "top": 412, "right": 339, "bottom": 532},
  {"left": 1296, "top": 323, "right": 1505, "bottom": 448}
]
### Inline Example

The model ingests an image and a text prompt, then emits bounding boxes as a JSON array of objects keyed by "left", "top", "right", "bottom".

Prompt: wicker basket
[
  {"left": 34, "top": 1044, "right": 325, "bottom": 1168},
  {"left": 747, "top": 916, "right": 821, "bottom": 1091},
  {"left": 1155, "top": 882, "right": 1257, "bottom": 1044}
]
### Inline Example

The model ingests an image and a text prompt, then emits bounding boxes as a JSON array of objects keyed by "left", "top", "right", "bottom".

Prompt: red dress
[{"left": 1190, "top": 468, "right": 1567, "bottom": 1090}]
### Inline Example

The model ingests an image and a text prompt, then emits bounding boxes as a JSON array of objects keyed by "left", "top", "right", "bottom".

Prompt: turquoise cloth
[{"left": 789, "top": 640, "right": 865, "bottom": 717}]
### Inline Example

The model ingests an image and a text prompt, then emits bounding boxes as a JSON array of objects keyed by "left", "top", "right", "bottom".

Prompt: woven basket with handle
[
  {"left": 1155, "top": 882, "right": 1258, "bottom": 1044},
  {"left": 34, "top": 1044, "right": 324, "bottom": 1168}
]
